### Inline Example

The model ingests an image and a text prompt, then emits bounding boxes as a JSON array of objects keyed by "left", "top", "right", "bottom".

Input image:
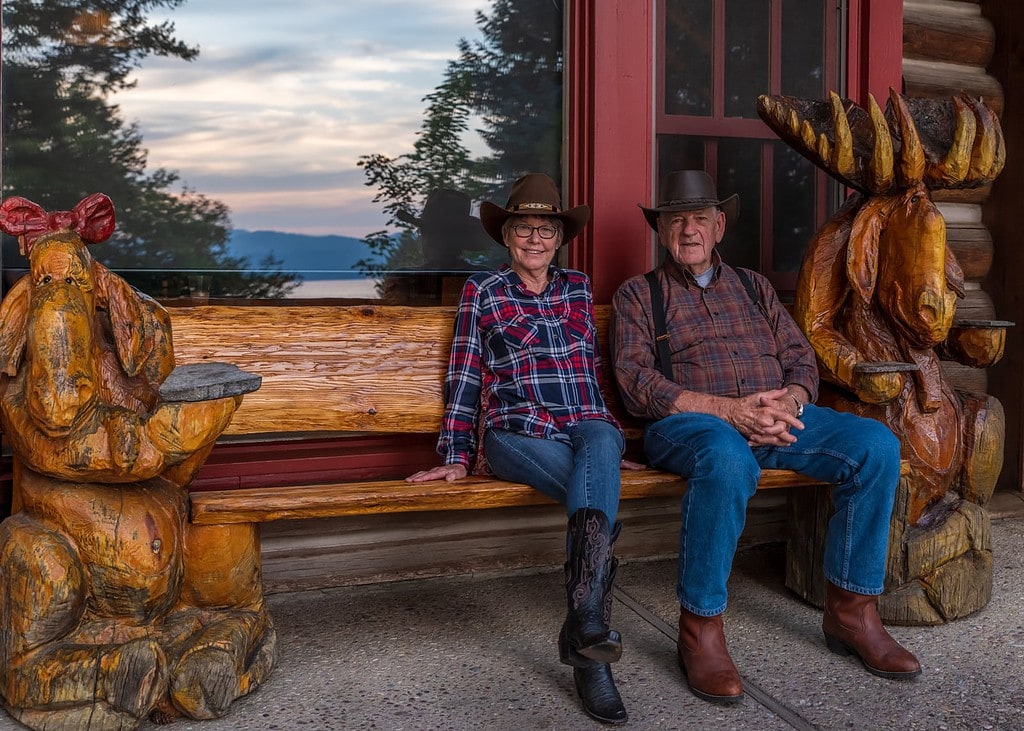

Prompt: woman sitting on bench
[{"left": 406, "top": 173, "right": 628, "bottom": 726}]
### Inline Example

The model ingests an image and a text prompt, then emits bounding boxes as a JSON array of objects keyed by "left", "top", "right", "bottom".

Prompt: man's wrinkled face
[{"left": 658, "top": 206, "right": 726, "bottom": 275}]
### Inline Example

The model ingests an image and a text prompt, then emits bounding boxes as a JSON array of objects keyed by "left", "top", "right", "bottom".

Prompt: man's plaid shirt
[
  {"left": 611, "top": 253, "right": 819, "bottom": 421},
  {"left": 438, "top": 264, "right": 620, "bottom": 468}
]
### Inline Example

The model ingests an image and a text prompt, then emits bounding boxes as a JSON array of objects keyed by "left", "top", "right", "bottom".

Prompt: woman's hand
[{"left": 405, "top": 463, "right": 468, "bottom": 483}]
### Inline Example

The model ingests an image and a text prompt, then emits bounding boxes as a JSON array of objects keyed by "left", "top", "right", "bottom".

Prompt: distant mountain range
[{"left": 227, "top": 229, "right": 383, "bottom": 279}]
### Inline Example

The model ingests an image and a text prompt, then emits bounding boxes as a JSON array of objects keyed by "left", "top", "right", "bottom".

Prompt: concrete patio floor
[{"left": 3, "top": 495, "right": 1024, "bottom": 731}]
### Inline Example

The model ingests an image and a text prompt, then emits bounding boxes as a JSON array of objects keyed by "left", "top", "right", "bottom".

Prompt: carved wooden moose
[
  {"left": 0, "top": 194, "right": 275, "bottom": 730},
  {"left": 757, "top": 89, "right": 1009, "bottom": 624}
]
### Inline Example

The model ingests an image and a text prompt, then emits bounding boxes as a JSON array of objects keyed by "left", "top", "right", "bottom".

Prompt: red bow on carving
[{"left": 0, "top": 193, "right": 116, "bottom": 255}]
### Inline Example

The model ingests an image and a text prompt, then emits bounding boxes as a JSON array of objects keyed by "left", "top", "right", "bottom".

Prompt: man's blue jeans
[
  {"left": 644, "top": 405, "right": 901, "bottom": 616},
  {"left": 484, "top": 420, "right": 624, "bottom": 520}
]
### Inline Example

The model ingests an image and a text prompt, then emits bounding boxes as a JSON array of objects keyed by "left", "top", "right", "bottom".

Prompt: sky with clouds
[{"left": 115, "top": 0, "right": 489, "bottom": 237}]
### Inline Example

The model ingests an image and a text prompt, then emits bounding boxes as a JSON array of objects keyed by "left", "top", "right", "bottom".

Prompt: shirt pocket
[
  {"left": 562, "top": 308, "right": 595, "bottom": 345},
  {"left": 486, "top": 315, "right": 540, "bottom": 367},
  {"left": 669, "top": 338, "right": 711, "bottom": 392},
  {"left": 498, "top": 315, "right": 540, "bottom": 349}
]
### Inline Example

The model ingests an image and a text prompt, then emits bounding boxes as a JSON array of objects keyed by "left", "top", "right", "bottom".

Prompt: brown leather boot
[
  {"left": 677, "top": 607, "right": 743, "bottom": 704},
  {"left": 822, "top": 582, "right": 921, "bottom": 679}
]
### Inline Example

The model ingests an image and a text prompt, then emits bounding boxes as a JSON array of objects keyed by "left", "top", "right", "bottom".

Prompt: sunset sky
[{"left": 115, "top": 0, "right": 489, "bottom": 237}]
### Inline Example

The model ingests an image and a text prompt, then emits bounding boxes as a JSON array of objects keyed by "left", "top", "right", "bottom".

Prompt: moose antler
[{"left": 756, "top": 89, "right": 1004, "bottom": 195}]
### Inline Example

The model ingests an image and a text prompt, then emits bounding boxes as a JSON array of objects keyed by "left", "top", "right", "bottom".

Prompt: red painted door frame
[
  {"left": 566, "top": 0, "right": 903, "bottom": 304},
  {"left": 846, "top": 0, "right": 905, "bottom": 105},
  {"left": 565, "top": 1, "right": 654, "bottom": 304}
]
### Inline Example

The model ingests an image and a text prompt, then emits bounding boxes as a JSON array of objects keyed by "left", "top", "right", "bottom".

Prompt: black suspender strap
[
  {"left": 645, "top": 267, "right": 772, "bottom": 382},
  {"left": 735, "top": 267, "right": 774, "bottom": 331},
  {"left": 644, "top": 270, "right": 674, "bottom": 381}
]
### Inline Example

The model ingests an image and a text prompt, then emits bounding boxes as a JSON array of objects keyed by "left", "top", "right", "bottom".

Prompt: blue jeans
[
  {"left": 484, "top": 420, "right": 624, "bottom": 520},
  {"left": 644, "top": 405, "right": 901, "bottom": 616}
]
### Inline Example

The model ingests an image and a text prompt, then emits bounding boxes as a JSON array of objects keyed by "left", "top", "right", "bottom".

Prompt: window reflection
[
  {"left": 716, "top": 139, "right": 762, "bottom": 272},
  {"left": 771, "top": 143, "right": 817, "bottom": 273},
  {"left": 657, "top": 0, "right": 838, "bottom": 293},
  {"left": 781, "top": 0, "right": 826, "bottom": 99},
  {"left": 379, "top": 188, "right": 494, "bottom": 306},
  {"left": 1, "top": 0, "right": 565, "bottom": 305}
]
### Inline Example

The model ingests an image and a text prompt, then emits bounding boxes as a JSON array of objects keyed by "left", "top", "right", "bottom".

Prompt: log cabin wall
[
  {"left": 903, "top": 0, "right": 1021, "bottom": 489},
  {"left": 978, "top": 0, "right": 1024, "bottom": 491}
]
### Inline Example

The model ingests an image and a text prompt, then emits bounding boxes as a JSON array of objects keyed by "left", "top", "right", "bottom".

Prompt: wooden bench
[{"left": 169, "top": 304, "right": 829, "bottom": 586}]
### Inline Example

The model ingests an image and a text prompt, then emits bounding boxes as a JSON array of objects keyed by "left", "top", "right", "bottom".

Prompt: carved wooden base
[
  {"left": 787, "top": 389, "right": 1004, "bottom": 626},
  {"left": 786, "top": 478, "right": 993, "bottom": 626},
  {"left": 0, "top": 469, "right": 277, "bottom": 731}
]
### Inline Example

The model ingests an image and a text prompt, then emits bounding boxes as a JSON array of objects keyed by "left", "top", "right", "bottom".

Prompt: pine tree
[
  {"left": 1, "top": 0, "right": 297, "bottom": 299},
  {"left": 357, "top": 0, "right": 564, "bottom": 276}
]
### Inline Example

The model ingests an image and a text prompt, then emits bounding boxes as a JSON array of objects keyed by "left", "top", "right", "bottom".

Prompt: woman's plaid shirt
[{"left": 438, "top": 264, "right": 620, "bottom": 468}]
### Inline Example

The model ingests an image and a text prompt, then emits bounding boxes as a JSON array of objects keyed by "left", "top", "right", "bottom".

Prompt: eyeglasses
[{"left": 511, "top": 223, "right": 559, "bottom": 240}]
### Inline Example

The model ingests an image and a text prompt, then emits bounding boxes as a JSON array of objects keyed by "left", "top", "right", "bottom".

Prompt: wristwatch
[{"left": 790, "top": 394, "right": 804, "bottom": 418}]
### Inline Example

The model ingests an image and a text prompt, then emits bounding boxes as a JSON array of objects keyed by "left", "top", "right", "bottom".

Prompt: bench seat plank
[
  {"left": 170, "top": 305, "right": 853, "bottom": 529},
  {"left": 189, "top": 468, "right": 827, "bottom": 525}
]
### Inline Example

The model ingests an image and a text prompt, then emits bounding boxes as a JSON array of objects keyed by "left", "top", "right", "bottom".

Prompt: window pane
[
  {"left": 781, "top": 0, "right": 826, "bottom": 99},
  {"left": 657, "top": 135, "right": 706, "bottom": 181},
  {"left": 716, "top": 140, "right": 762, "bottom": 272},
  {"left": 664, "top": 0, "right": 713, "bottom": 116},
  {"left": 723, "top": 0, "right": 770, "bottom": 118},
  {"left": 1, "top": 0, "right": 564, "bottom": 305},
  {"left": 771, "top": 142, "right": 817, "bottom": 273},
  {"left": 655, "top": 136, "right": 762, "bottom": 272}
]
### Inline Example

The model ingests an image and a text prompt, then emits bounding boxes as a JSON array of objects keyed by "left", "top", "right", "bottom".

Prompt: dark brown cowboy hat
[
  {"left": 479, "top": 173, "right": 591, "bottom": 245},
  {"left": 639, "top": 170, "right": 740, "bottom": 231}
]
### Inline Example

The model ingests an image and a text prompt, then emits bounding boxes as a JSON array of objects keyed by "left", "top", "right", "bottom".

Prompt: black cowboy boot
[
  {"left": 571, "top": 662, "right": 628, "bottom": 725},
  {"left": 557, "top": 508, "right": 627, "bottom": 724},
  {"left": 558, "top": 508, "right": 623, "bottom": 664}
]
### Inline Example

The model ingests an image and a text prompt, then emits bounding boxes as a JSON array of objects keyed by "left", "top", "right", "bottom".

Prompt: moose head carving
[{"left": 757, "top": 89, "right": 1008, "bottom": 526}]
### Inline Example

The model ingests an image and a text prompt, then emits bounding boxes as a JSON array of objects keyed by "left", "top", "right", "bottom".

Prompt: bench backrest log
[{"left": 170, "top": 305, "right": 637, "bottom": 438}]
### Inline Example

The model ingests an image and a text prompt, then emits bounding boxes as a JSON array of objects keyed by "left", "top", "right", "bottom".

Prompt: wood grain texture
[
  {"left": 172, "top": 305, "right": 454, "bottom": 435},
  {"left": 256, "top": 492, "right": 791, "bottom": 593},
  {"left": 902, "top": 58, "right": 1004, "bottom": 114},
  {"left": 171, "top": 305, "right": 639, "bottom": 438},
  {"left": 190, "top": 468, "right": 826, "bottom": 525},
  {"left": 904, "top": 2, "right": 995, "bottom": 66},
  {"left": 945, "top": 222, "right": 994, "bottom": 280}
]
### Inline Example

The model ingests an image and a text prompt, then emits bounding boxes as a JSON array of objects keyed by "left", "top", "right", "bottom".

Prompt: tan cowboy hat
[
  {"left": 639, "top": 170, "right": 740, "bottom": 231},
  {"left": 479, "top": 173, "right": 591, "bottom": 245}
]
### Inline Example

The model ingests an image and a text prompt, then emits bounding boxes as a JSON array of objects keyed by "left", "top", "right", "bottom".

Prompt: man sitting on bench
[{"left": 611, "top": 170, "right": 921, "bottom": 706}]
